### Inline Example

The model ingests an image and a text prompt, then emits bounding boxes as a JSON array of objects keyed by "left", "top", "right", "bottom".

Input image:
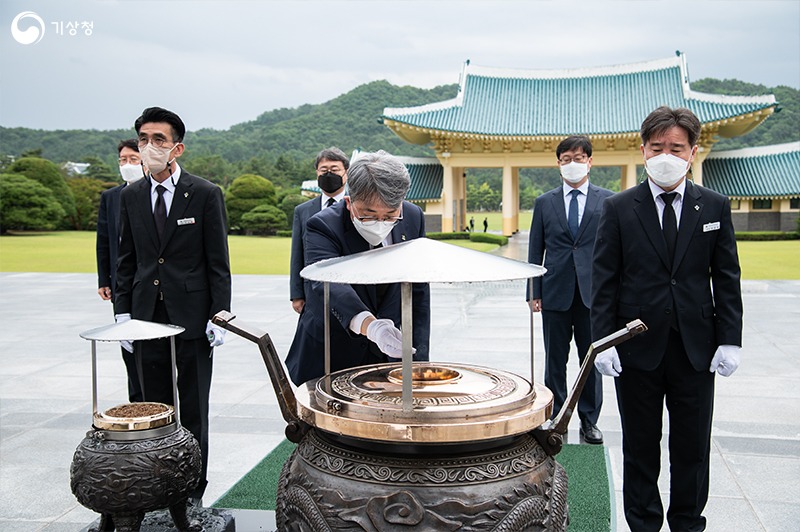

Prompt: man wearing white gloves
[
  {"left": 285, "top": 150, "right": 430, "bottom": 385},
  {"left": 591, "top": 106, "right": 743, "bottom": 532},
  {"left": 115, "top": 107, "right": 231, "bottom": 506}
]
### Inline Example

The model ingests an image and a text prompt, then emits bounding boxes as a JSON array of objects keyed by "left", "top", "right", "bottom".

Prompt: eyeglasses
[
  {"left": 119, "top": 156, "right": 141, "bottom": 165},
  {"left": 137, "top": 135, "right": 175, "bottom": 149},
  {"left": 317, "top": 165, "right": 344, "bottom": 175},
  {"left": 559, "top": 154, "right": 589, "bottom": 165},
  {"left": 351, "top": 202, "right": 403, "bottom": 226}
]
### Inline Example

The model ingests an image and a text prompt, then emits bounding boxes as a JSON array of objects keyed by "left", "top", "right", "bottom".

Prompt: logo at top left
[{"left": 11, "top": 11, "right": 45, "bottom": 45}]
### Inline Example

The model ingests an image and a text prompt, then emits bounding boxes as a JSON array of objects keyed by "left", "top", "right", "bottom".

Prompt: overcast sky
[{"left": 2, "top": 0, "right": 798, "bottom": 132}]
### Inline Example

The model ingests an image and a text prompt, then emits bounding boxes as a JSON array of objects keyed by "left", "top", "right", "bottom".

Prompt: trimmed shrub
[
  {"left": 8, "top": 157, "right": 76, "bottom": 228},
  {"left": 426, "top": 231, "right": 470, "bottom": 240},
  {"left": 226, "top": 174, "right": 277, "bottom": 228},
  {"left": 240, "top": 204, "right": 289, "bottom": 235},
  {"left": 279, "top": 194, "right": 310, "bottom": 227},
  {"left": 0, "top": 173, "right": 66, "bottom": 233},
  {"left": 735, "top": 231, "right": 800, "bottom": 241},
  {"left": 469, "top": 232, "right": 509, "bottom": 246}
]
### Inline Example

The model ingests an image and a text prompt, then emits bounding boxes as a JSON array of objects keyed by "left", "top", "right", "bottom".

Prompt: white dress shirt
[
  {"left": 648, "top": 178, "right": 686, "bottom": 230},
  {"left": 149, "top": 164, "right": 182, "bottom": 216},
  {"left": 563, "top": 180, "right": 590, "bottom": 225}
]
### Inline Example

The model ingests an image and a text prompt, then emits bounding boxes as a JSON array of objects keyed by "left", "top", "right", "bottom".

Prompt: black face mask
[{"left": 317, "top": 171, "right": 344, "bottom": 194}]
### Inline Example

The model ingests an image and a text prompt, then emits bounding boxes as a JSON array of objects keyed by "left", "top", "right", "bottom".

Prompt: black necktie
[
  {"left": 325, "top": 197, "right": 335, "bottom": 208},
  {"left": 661, "top": 192, "right": 678, "bottom": 262},
  {"left": 568, "top": 189, "right": 580, "bottom": 239},
  {"left": 154, "top": 185, "right": 167, "bottom": 241}
]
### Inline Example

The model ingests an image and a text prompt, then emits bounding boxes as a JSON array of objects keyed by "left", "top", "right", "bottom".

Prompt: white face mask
[
  {"left": 352, "top": 217, "right": 396, "bottom": 247},
  {"left": 119, "top": 163, "right": 144, "bottom": 184},
  {"left": 140, "top": 143, "right": 177, "bottom": 175},
  {"left": 560, "top": 162, "right": 589, "bottom": 184},
  {"left": 645, "top": 153, "right": 691, "bottom": 188}
]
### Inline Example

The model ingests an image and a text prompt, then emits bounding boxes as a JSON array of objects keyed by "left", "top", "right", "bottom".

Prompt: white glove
[
  {"left": 366, "top": 318, "right": 413, "bottom": 359},
  {"left": 595, "top": 346, "right": 622, "bottom": 377},
  {"left": 710, "top": 344, "right": 740, "bottom": 377},
  {"left": 206, "top": 320, "right": 226, "bottom": 347},
  {"left": 115, "top": 313, "right": 134, "bottom": 353}
]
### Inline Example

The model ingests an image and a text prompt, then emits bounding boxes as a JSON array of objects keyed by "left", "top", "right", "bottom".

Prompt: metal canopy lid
[
  {"left": 300, "top": 237, "right": 546, "bottom": 284},
  {"left": 80, "top": 319, "right": 185, "bottom": 342}
]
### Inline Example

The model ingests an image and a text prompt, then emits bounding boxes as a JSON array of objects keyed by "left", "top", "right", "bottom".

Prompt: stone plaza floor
[{"left": 0, "top": 231, "right": 798, "bottom": 531}]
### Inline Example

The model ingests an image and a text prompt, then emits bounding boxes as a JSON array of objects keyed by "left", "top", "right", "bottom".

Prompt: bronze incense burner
[
  {"left": 213, "top": 238, "right": 646, "bottom": 531},
  {"left": 71, "top": 320, "right": 202, "bottom": 532}
]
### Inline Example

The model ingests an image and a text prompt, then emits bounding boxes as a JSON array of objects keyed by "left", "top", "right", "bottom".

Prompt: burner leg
[
  {"left": 109, "top": 512, "right": 144, "bottom": 532},
  {"left": 89, "top": 513, "right": 114, "bottom": 532},
  {"left": 169, "top": 501, "right": 204, "bottom": 532}
]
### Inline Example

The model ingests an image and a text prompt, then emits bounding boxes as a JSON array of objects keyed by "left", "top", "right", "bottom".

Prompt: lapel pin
[
  {"left": 694, "top": 205, "right": 700, "bottom": 211},
  {"left": 401, "top": 234, "right": 406, "bottom": 241},
  {"left": 184, "top": 192, "right": 189, "bottom": 198}
]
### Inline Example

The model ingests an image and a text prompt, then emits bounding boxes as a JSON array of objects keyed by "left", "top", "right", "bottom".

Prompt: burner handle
[
  {"left": 212, "top": 311, "right": 311, "bottom": 443},
  {"left": 547, "top": 319, "right": 648, "bottom": 442}
]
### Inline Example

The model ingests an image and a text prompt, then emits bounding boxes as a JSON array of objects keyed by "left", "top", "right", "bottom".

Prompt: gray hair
[
  {"left": 346, "top": 150, "right": 410, "bottom": 209},
  {"left": 314, "top": 147, "right": 350, "bottom": 170}
]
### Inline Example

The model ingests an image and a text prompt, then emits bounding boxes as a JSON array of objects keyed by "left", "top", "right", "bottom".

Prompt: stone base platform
[{"left": 80, "top": 507, "right": 276, "bottom": 531}]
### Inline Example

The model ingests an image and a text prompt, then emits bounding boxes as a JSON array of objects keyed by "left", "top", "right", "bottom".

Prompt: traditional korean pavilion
[
  {"left": 703, "top": 142, "right": 800, "bottom": 232},
  {"left": 382, "top": 53, "right": 778, "bottom": 235}
]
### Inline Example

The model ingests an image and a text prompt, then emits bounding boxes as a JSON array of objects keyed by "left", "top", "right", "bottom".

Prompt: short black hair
[
  {"left": 315, "top": 147, "right": 350, "bottom": 170},
  {"left": 640, "top": 106, "right": 701, "bottom": 147},
  {"left": 134, "top": 107, "right": 186, "bottom": 142},
  {"left": 117, "top": 138, "right": 139, "bottom": 155},
  {"left": 556, "top": 135, "right": 593, "bottom": 159}
]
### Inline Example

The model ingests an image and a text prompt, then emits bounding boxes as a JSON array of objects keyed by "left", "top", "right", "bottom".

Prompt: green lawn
[
  {"left": 735, "top": 239, "right": 800, "bottom": 280},
  {"left": 469, "top": 211, "right": 533, "bottom": 233},
  {"left": 0, "top": 231, "right": 797, "bottom": 279},
  {"left": 0, "top": 232, "right": 498, "bottom": 275}
]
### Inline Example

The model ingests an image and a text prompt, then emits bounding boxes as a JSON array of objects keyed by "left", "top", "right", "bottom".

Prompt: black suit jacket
[
  {"left": 528, "top": 183, "right": 613, "bottom": 310},
  {"left": 114, "top": 168, "right": 232, "bottom": 339},
  {"left": 96, "top": 183, "right": 125, "bottom": 293},
  {"left": 591, "top": 180, "right": 742, "bottom": 371},
  {"left": 285, "top": 200, "right": 431, "bottom": 385},
  {"left": 289, "top": 196, "right": 322, "bottom": 301}
]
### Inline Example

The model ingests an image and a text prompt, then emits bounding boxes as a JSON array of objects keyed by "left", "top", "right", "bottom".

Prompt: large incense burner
[{"left": 213, "top": 238, "right": 646, "bottom": 531}]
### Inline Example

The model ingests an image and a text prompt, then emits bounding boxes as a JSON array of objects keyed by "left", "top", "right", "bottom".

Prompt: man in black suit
[
  {"left": 289, "top": 147, "right": 349, "bottom": 314},
  {"left": 96, "top": 139, "right": 146, "bottom": 402},
  {"left": 115, "top": 107, "right": 232, "bottom": 505},
  {"left": 527, "top": 135, "right": 613, "bottom": 444},
  {"left": 285, "top": 150, "right": 430, "bottom": 385},
  {"left": 591, "top": 106, "right": 743, "bottom": 531}
]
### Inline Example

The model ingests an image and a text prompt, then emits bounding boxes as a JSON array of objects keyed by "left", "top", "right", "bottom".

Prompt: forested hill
[
  {"left": 0, "top": 78, "right": 796, "bottom": 167},
  {"left": 691, "top": 78, "right": 798, "bottom": 150},
  {"left": 187, "top": 80, "right": 458, "bottom": 161},
  {"left": 0, "top": 81, "right": 458, "bottom": 165}
]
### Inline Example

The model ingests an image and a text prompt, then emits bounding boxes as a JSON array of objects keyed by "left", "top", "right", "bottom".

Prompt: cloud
[{"left": 1, "top": 0, "right": 797, "bottom": 130}]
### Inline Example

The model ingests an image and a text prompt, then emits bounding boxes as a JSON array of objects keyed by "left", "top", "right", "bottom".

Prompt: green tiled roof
[
  {"left": 703, "top": 142, "right": 800, "bottom": 199},
  {"left": 301, "top": 156, "right": 442, "bottom": 202},
  {"left": 398, "top": 156, "right": 443, "bottom": 202},
  {"left": 383, "top": 55, "right": 776, "bottom": 138}
]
